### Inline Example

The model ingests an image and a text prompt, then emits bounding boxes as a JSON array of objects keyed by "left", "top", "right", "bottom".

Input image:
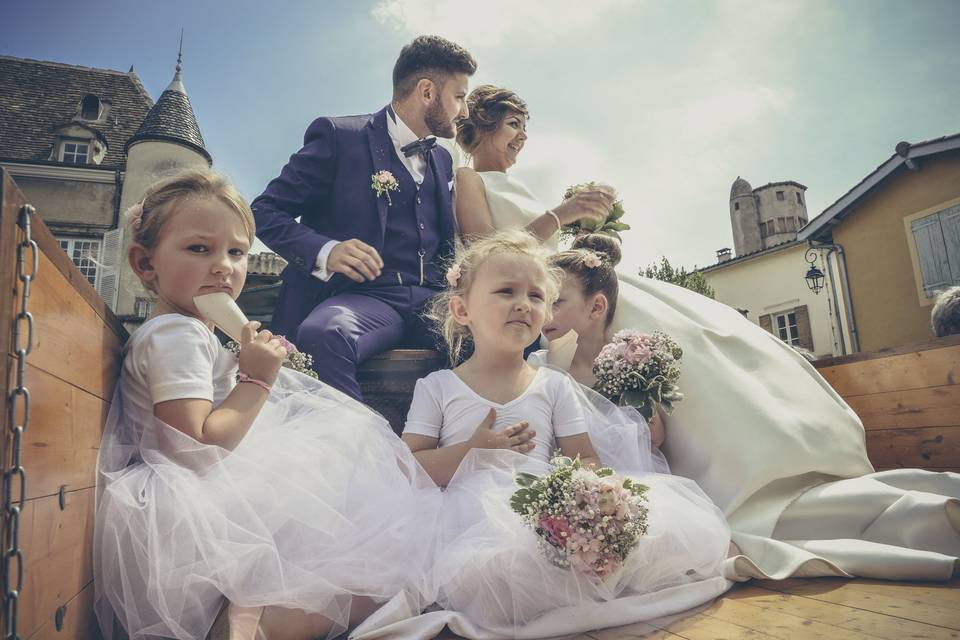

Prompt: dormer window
[
  {"left": 80, "top": 94, "right": 101, "bottom": 121},
  {"left": 60, "top": 140, "right": 89, "bottom": 164}
]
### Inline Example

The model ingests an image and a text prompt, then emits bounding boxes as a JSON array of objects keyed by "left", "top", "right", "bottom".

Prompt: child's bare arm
[
  {"left": 154, "top": 322, "right": 285, "bottom": 451},
  {"left": 402, "top": 408, "right": 536, "bottom": 487},
  {"left": 556, "top": 433, "right": 602, "bottom": 469}
]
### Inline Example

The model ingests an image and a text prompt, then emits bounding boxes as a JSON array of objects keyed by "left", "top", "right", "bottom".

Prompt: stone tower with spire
[{"left": 115, "top": 37, "right": 212, "bottom": 318}]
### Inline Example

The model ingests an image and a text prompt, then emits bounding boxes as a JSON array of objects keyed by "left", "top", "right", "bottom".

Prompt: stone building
[
  {"left": 729, "top": 177, "right": 810, "bottom": 256},
  {"left": 701, "top": 176, "right": 853, "bottom": 358},
  {"left": 0, "top": 53, "right": 210, "bottom": 325}
]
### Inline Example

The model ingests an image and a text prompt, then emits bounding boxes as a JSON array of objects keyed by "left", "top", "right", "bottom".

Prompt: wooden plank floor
[{"left": 434, "top": 577, "right": 960, "bottom": 639}]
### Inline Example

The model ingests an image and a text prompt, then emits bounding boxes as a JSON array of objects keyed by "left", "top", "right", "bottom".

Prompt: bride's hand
[{"left": 553, "top": 188, "right": 614, "bottom": 226}]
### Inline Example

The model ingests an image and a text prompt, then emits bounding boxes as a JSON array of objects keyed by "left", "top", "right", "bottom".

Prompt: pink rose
[
  {"left": 539, "top": 516, "right": 573, "bottom": 548},
  {"left": 275, "top": 335, "right": 298, "bottom": 354}
]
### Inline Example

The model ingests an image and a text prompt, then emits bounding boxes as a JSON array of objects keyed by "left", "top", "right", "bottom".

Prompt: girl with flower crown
[
  {"left": 398, "top": 229, "right": 730, "bottom": 638},
  {"left": 93, "top": 169, "right": 441, "bottom": 640}
]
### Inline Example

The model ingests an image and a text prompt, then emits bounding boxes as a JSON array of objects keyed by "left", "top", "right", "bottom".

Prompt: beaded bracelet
[{"left": 237, "top": 372, "right": 272, "bottom": 393}]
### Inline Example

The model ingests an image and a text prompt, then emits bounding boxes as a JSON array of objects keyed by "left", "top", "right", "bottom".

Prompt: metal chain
[{"left": 3, "top": 205, "right": 37, "bottom": 640}]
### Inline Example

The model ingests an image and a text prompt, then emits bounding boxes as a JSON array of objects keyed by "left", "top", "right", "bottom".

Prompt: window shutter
[
  {"left": 96, "top": 228, "right": 123, "bottom": 310},
  {"left": 939, "top": 204, "right": 960, "bottom": 284},
  {"left": 911, "top": 214, "right": 952, "bottom": 296},
  {"left": 794, "top": 305, "right": 813, "bottom": 351},
  {"left": 759, "top": 313, "right": 773, "bottom": 334}
]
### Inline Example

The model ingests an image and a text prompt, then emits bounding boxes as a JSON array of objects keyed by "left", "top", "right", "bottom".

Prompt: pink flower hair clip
[
  {"left": 127, "top": 201, "right": 145, "bottom": 229},
  {"left": 446, "top": 263, "right": 463, "bottom": 287},
  {"left": 582, "top": 251, "right": 602, "bottom": 269}
]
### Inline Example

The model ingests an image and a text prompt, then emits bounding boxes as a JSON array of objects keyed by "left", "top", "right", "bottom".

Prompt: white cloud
[{"left": 372, "top": 0, "right": 635, "bottom": 48}]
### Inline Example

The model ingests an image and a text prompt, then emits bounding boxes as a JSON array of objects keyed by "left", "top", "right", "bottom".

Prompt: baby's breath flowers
[
  {"left": 560, "top": 182, "right": 630, "bottom": 240},
  {"left": 510, "top": 455, "right": 648, "bottom": 582},
  {"left": 593, "top": 330, "right": 684, "bottom": 420},
  {"left": 225, "top": 335, "right": 318, "bottom": 380}
]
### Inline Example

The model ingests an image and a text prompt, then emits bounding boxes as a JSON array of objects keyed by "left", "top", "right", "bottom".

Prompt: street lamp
[{"left": 804, "top": 248, "right": 825, "bottom": 294}]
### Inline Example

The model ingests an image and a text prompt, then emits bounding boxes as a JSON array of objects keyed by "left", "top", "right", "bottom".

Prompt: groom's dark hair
[{"left": 393, "top": 35, "right": 477, "bottom": 100}]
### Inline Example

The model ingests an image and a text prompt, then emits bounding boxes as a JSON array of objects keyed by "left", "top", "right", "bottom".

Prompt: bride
[{"left": 450, "top": 84, "right": 960, "bottom": 582}]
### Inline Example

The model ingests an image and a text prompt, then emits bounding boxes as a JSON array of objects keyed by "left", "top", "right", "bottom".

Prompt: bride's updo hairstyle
[
  {"left": 551, "top": 234, "right": 622, "bottom": 327},
  {"left": 456, "top": 85, "right": 530, "bottom": 154},
  {"left": 429, "top": 228, "right": 560, "bottom": 364}
]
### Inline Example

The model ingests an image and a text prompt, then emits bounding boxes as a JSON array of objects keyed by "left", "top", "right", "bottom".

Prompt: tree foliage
[{"left": 641, "top": 257, "right": 716, "bottom": 299}]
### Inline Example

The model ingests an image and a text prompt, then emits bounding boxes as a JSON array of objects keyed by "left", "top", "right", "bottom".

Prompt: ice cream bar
[
  {"left": 193, "top": 292, "right": 249, "bottom": 342},
  {"left": 546, "top": 330, "right": 579, "bottom": 370}
]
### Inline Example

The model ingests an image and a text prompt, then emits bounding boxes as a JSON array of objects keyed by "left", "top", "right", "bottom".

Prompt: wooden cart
[{"left": 2, "top": 168, "right": 957, "bottom": 639}]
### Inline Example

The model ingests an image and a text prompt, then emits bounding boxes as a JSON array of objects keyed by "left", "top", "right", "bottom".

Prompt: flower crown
[
  {"left": 127, "top": 201, "right": 145, "bottom": 229},
  {"left": 582, "top": 251, "right": 602, "bottom": 269},
  {"left": 446, "top": 263, "right": 463, "bottom": 287}
]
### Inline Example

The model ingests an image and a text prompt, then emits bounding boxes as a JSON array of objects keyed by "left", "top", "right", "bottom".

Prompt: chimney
[{"left": 716, "top": 248, "right": 732, "bottom": 263}]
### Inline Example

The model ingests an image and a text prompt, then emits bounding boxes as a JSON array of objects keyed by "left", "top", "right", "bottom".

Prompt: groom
[{"left": 251, "top": 35, "right": 476, "bottom": 400}]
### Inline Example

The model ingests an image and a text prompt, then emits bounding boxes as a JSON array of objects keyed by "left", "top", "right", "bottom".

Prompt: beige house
[
  {"left": 799, "top": 133, "right": 960, "bottom": 351},
  {"left": 701, "top": 240, "right": 850, "bottom": 358}
]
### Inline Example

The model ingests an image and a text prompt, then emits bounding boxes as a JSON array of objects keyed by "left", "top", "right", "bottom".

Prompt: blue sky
[{"left": 4, "top": 0, "right": 959, "bottom": 274}]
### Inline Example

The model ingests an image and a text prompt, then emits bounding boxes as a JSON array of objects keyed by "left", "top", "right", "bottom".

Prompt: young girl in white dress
[
  {"left": 400, "top": 230, "right": 730, "bottom": 638},
  {"left": 94, "top": 169, "right": 441, "bottom": 640}
]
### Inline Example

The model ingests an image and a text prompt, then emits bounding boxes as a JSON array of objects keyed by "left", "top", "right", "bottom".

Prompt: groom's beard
[{"left": 424, "top": 96, "right": 456, "bottom": 139}]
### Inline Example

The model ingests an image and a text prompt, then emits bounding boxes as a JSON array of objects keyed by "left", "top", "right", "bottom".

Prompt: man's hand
[{"left": 327, "top": 239, "right": 384, "bottom": 283}]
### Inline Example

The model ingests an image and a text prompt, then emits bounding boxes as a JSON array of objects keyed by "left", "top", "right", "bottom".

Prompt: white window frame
[
  {"left": 56, "top": 236, "right": 101, "bottom": 287},
  {"left": 774, "top": 311, "right": 800, "bottom": 346},
  {"left": 60, "top": 140, "right": 90, "bottom": 165}
]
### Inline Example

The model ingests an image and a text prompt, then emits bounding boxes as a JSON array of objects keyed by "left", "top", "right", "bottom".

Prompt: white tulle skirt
[
  {"left": 428, "top": 448, "right": 731, "bottom": 635},
  {"left": 94, "top": 369, "right": 441, "bottom": 640}
]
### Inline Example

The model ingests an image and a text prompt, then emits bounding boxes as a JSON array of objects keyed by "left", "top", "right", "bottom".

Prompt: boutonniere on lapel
[{"left": 371, "top": 170, "right": 400, "bottom": 206}]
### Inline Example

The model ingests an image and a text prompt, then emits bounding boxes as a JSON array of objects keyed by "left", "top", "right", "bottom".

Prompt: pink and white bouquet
[
  {"left": 592, "top": 329, "right": 683, "bottom": 420},
  {"left": 225, "top": 335, "right": 319, "bottom": 379},
  {"left": 511, "top": 455, "right": 649, "bottom": 582}
]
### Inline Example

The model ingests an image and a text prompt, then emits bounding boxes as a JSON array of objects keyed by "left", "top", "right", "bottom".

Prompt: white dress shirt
[{"left": 312, "top": 106, "right": 428, "bottom": 281}]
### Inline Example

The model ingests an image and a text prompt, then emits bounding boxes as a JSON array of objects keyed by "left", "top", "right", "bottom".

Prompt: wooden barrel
[{"left": 0, "top": 169, "right": 127, "bottom": 638}]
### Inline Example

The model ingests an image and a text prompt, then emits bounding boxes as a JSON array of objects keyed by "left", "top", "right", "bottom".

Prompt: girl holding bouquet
[
  {"left": 94, "top": 169, "right": 441, "bottom": 640},
  {"left": 401, "top": 230, "right": 730, "bottom": 638},
  {"left": 534, "top": 234, "right": 670, "bottom": 448}
]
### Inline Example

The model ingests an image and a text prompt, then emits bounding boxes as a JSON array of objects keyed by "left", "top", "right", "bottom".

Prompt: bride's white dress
[{"left": 449, "top": 168, "right": 960, "bottom": 583}]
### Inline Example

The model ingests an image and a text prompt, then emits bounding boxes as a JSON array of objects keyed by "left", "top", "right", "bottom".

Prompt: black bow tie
[{"left": 400, "top": 137, "right": 437, "bottom": 159}]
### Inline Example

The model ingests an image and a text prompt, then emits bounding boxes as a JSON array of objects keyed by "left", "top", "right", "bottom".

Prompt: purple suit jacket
[{"left": 251, "top": 106, "right": 456, "bottom": 335}]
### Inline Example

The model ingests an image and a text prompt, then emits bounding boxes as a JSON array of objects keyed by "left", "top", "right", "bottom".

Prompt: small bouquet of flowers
[
  {"left": 560, "top": 181, "right": 630, "bottom": 239},
  {"left": 225, "top": 335, "right": 319, "bottom": 380},
  {"left": 510, "top": 455, "right": 649, "bottom": 582},
  {"left": 592, "top": 330, "right": 683, "bottom": 420}
]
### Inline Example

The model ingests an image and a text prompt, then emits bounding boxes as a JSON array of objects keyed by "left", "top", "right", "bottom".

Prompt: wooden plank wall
[
  {"left": 0, "top": 170, "right": 127, "bottom": 639},
  {"left": 814, "top": 335, "right": 960, "bottom": 472}
]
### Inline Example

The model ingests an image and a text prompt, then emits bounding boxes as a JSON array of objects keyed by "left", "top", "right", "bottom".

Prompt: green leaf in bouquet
[
  {"left": 595, "top": 467, "right": 615, "bottom": 478},
  {"left": 514, "top": 472, "right": 539, "bottom": 488},
  {"left": 622, "top": 387, "right": 646, "bottom": 407},
  {"left": 608, "top": 202, "right": 626, "bottom": 221},
  {"left": 552, "top": 455, "right": 574, "bottom": 468},
  {"left": 606, "top": 221, "right": 631, "bottom": 232},
  {"left": 580, "top": 216, "right": 602, "bottom": 231},
  {"left": 623, "top": 478, "right": 649, "bottom": 497}
]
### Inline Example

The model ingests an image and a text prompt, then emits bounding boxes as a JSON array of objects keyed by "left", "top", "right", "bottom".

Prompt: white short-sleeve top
[
  {"left": 403, "top": 367, "right": 588, "bottom": 463},
  {"left": 122, "top": 314, "right": 238, "bottom": 414}
]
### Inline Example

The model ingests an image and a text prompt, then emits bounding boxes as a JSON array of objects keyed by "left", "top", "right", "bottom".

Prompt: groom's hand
[{"left": 327, "top": 239, "right": 384, "bottom": 283}]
